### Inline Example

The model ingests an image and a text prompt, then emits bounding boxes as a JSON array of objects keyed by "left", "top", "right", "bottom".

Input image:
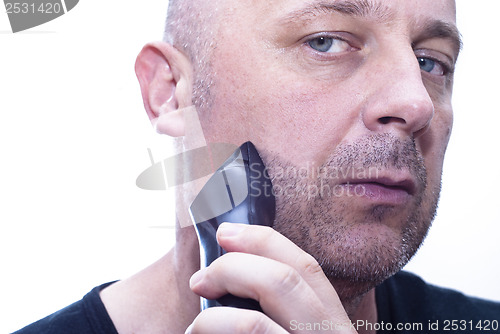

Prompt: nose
[{"left": 361, "top": 45, "right": 435, "bottom": 138}]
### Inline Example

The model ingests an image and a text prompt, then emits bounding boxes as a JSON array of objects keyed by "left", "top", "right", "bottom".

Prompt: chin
[{"left": 273, "top": 194, "right": 435, "bottom": 300}]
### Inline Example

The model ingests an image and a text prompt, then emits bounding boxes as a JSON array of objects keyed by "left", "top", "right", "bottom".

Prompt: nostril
[
  {"left": 379, "top": 117, "right": 391, "bottom": 124},
  {"left": 378, "top": 116, "right": 406, "bottom": 125}
]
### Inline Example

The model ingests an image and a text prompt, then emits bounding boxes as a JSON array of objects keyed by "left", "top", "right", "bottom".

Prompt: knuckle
[
  {"left": 272, "top": 265, "right": 302, "bottom": 294},
  {"left": 297, "top": 252, "right": 323, "bottom": 277}
]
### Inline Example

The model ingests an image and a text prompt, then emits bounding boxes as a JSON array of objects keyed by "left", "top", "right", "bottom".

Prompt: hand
[{"left": 185, "top": 223, "right": 358, "bottom": 333}]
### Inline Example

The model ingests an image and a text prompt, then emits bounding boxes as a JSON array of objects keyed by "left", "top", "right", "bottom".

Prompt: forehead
[
  {"left": 233, "top": 0, "right": 455, "bottom": 19},
  {"left": 220, "top": 0, "right": 457, "bottom": 31}
]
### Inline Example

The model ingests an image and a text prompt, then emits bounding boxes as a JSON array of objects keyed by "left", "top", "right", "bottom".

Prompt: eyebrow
[
  {"left": 280, "top": 0, "right": 462, "bottom": 61},
  {"left": 413, "top": 19, "right": 463, "bottom": 62},
  {"left": 280, "top": 0, "right": 394, "bottom": 25}
]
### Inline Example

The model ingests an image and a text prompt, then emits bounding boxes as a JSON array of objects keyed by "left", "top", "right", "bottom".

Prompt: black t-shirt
[
  {"left": 13, "top": 272, "right": 500, "bottom": 333},
  {"left": 375, "top": 272, "right": 500, "bottom": 333},
  {"left": 12, "top": 282, "right": 118, "bottom": 334}
]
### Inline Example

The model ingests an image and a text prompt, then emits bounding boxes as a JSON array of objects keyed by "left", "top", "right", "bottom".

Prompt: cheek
[
  {"left": 419, "top": 104, "right": 453, "bottom": 182},
  {"left": 206, "top": 64, "right": 360, "bottom": 166}
]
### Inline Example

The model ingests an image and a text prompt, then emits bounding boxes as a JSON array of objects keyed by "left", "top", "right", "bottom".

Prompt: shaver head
[{"left": 189, "top": 141, "right": 275, "bottom": 228}]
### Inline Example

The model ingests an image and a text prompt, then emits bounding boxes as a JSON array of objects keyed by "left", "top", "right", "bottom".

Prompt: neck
[
  {"left": 325, "top": 277, "right": 379, "bottom": 334},
  {"left": 348, "top": 289, "right": 378, "bottom": 334},
  {"left": 171, "top": 222, "right": 203, "bottom": 328}
]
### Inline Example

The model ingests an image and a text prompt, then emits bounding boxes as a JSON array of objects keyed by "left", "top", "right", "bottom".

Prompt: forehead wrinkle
[{"left": 279, "top": 0, "right": 395, "bottom": 25}]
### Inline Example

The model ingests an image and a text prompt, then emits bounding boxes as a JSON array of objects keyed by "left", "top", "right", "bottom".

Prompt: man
[{"left": 14, "top": 0, "right": 500, "bottom": 333}]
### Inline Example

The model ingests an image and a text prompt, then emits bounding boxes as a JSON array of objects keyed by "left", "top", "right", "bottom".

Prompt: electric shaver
[{"left": 189, "top": 141, "right": 276, "bottom": 311}]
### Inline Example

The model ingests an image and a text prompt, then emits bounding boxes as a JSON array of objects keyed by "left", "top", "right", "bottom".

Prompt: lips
[
  {"left": 341, "top": 175, "right": 417, "bottom": 205},
  {"left": 355, "top": 177, "right": 416, "bottom": 195}
]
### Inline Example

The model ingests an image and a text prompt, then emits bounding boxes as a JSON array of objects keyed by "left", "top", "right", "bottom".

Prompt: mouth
[{"left": 341, "top": 175, "right": 417, "bottom": 205}]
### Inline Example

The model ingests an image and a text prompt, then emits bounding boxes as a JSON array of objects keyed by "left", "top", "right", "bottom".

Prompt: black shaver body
[{"left": 189, "top": 141, "right": 275, "bottom": 311}]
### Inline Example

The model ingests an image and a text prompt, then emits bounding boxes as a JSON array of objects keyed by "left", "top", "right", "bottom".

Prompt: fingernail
[
  {"left": 189, "top": 269, "right": 205, "bottom": 288},
  {"left": 218, "top": 222, "right": 246, "bottom": 237}
]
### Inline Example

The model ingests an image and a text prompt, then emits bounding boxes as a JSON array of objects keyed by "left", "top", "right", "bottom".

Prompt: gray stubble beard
[{"left": 265, "top": 133, "right": 441, "bottom": 302}]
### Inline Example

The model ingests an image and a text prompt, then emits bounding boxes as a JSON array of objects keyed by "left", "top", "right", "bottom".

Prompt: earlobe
[
  {"left": 155, "top": 107, "right": 185, "bottom": 137},
  {"left": 135, "top": 41, "right": 193, "bottom": 136}
]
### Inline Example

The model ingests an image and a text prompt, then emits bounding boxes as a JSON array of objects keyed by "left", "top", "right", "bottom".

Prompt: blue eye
[
  {"left": 307, "top": 36, "right": 351, "bottom": 53},
  {"left": 308, "top": 37, "right": 333, "bottom": 52},
  {"left": 418, "top": 57, "right": 445, "bottom": 75}
]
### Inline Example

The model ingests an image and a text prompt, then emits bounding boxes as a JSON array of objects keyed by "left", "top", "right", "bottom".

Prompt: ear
[{"left": 135, "top": 41, "right": 193, "bottom": 136}]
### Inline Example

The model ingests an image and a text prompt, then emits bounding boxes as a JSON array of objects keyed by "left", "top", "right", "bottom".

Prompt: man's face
[{"left": 196, "top": 0, "right": 459, "bottom": 296}]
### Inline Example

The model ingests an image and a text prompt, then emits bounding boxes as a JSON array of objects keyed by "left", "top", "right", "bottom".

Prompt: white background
[{"left": 0, "top": 1, "right": 499, "bottom": 332}]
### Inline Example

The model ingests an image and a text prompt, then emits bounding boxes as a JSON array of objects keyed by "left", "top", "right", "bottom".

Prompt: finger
[
  {"left": 186, "top": 306, "right": 287, "bottom": 334},
  {"left": 190, "top": 252, "right": 351, "bottom": 332},
  {"left": 216, "top": 223, "right": 342, "bottom": 314}
]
